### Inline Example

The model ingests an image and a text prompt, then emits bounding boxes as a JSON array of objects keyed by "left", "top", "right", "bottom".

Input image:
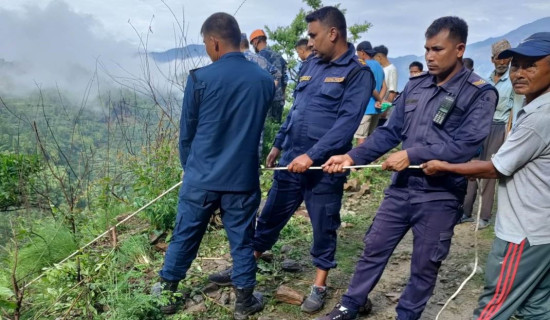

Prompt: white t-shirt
[
  {"left": 383, "top": 64, "right": 398, "bottom": 96},
  {"left": 383, "top": 64, "right": 398, "bottom": 118}
]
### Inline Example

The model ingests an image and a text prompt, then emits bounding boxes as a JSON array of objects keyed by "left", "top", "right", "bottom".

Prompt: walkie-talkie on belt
[
  {"left": 433, "top": 95, "right": 456, "bottom": 125},
  {"left": 432, "top": 69, "right": 473, "bottom": 126}
]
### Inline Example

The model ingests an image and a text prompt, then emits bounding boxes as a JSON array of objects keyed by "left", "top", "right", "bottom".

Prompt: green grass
[{"left": 3, "top": 155, "right": 392, "bottom": 319}]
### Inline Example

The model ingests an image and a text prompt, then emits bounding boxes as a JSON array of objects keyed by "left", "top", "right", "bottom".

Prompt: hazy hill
[
  {"left": 392, "top": 17, "right": 550, "bottom": 90},
  {"left": 149, "top": 44, "right": 207, "bottom": 63},
  {"left": 150, "top": 17, "right": 550, "bottom": 91}
]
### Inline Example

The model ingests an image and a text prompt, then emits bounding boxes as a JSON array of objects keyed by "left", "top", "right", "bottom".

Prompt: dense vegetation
[
  {"left": 0, "top": 1, "right": 373, "bottom": 319},
  {"left": 0, "top": 87, "right": 184, "bottom": 319}
]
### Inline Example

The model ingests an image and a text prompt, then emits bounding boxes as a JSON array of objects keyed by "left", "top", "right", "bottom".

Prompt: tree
[
  {"left": 265, "top": 0, "right": 372, "bottom": 86},
  {"left": 0, "top": 154, "right": 40, "bottom": 210}
]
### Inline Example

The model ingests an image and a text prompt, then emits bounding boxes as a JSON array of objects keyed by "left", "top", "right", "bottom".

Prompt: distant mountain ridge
[
  {"left": 391, "top": 17, "right": 550, "bottom": 90},
  {"left": 149, "top": 44, "right": 207, "bottom": 62},
  {"left": 149, "top": 17, "right": 550, "bottom": 91}
]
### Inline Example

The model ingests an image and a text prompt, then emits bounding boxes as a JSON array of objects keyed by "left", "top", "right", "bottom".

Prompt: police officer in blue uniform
[
  {"left": 261, "top": 7, "right": 374, "bottom": 313},
  {"left": 152, "top": 12, "right": 275, "bottom": 320},
  {"left": 320, "top": 17, "right": 498, "bottom": 320},
  {"left": 209, "top": 6, "right": 374, "bottom": 314}
]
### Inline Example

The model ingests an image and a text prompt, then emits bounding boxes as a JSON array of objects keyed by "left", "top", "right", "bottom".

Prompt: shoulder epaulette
[
  {"left": 468, "top": 72, "right": 491, "bottom": 89},
  {"left": 409, "top": 71, "right": 429, "bottom": 80},
  {"left": 342, "top": 59, "right": 372, "bottom": 87},
  {"left": 189, "top": 67, "right": 202, "bottom": 82}
]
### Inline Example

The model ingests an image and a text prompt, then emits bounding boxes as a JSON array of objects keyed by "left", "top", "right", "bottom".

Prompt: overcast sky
[
  {"left": 0, "top": 0, "right": 548, "bottom": 94},
  {"left": 2, "top": 0, "right": 549, "bottom": 57}
]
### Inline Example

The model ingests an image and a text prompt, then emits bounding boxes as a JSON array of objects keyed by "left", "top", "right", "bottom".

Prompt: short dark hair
[
  {"left": 240, "top": 37, "right": 249, "bottom": 49},
  {"left": 374, "top": 45, "right": 388, "bottom": 56},
  {"left": 254, "top": 36, "right": 267, "bottom": 44},
  {"left": 200, "top": 12, "right": 241, "bottom": 48},
  {"left": 295, "top": 38, "right": 309, "bottom": 48},
  {"left": 305, "top": 6, "right": 347, "bottom": 40},
  {"left": 463, "top": 57, "right": 474, "bottom": 70},
  {"left": 425, "top": 16, "right": 468, "bottom": 44},
  {"left": 409, "top": 61, "right": 423, "bottom": 70}
]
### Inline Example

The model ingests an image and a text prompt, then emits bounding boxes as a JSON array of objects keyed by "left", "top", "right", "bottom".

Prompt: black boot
[
  {"left": 208, "top": 266, "right": 233, "bottom": 286},
  {"left": 234, "top": 287, "right": 264, "bottom": 320},
  {"left": 151, "top": 278, "right": 182, "bottom": 314}
]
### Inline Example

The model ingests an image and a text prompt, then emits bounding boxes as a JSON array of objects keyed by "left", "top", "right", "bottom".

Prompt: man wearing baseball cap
[
  {"left": 421, "top": 32, "right": 550, "bottom": 319},
  {"left": 250, "top": 29, "right": 288, "bottom": 123},
  {"left": 460, "top": 39, "right": 525, "bottom": 230},
  {"left": 354, "top": 41, "right": 386, "bottom": 144}
]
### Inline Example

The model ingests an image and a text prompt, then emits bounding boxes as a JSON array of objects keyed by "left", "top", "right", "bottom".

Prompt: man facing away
[
  {"left": 354, "top": 40, "right": 387, "bottom": 144},
  {"left": 460, "top": 39, "right": 525, "bottom": 229},
  {"left": 422, "top": 32, "right": 550, "bottom": 320},
  {"left": 209, "top": 6, "right": 374, "bottom": 315},
  {"left": 463, "top": 57, "right": 474, "bottom": 71},
  {"left": 319, "top": 16, "right": 497, "bottom": 320},
  {"left": 152, "top": 12, "right": 275, "bottom": 320},
  {"left": 240, "top": 33, "right": 281, "bottom": 160},
  {"left": 250, "top": 29, "right": 288, "bottom": 123},
  {"left": 240, "top": 33, "right": 281, "bottom": 87},
  {"left": 374, "top": 44, "right": 399, "bottom": 126}
]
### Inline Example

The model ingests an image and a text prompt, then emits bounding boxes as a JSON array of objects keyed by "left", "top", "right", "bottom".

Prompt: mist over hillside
[
  {"left": 0, "top": 1, "right": 200, "bottom": 103},
  {"left": 1, "top": 1, "right": 548, "bottom": 98},
  {"left": 0, "top": 2, "right": 134, "bottom": 95}
]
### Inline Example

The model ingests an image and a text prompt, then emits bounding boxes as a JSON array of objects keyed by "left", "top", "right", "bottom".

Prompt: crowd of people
[{"left": 150, "top": 6, "right": 550, "bottom": 320}]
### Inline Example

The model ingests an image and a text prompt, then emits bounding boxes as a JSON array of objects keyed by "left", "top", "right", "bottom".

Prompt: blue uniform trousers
[
  {"left": 341, "top": 188, "right": 462, "bottom": 320},
  {"left": 253, "top": 169, "right": 345, "bottom": 270},
  {"left": 160, "top": 182, "right": 260, "bottom": 288}
]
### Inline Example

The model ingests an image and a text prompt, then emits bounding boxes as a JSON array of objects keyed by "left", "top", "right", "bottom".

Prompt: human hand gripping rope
[
  {"left": 22, "top": 164, "right": 418, "bottom": 289},
  {"left": 23, "top": 164, "right": 480, "bottom": 320},
  {"left": 263, "top": 164, "right": 422, "bottom": 170}
]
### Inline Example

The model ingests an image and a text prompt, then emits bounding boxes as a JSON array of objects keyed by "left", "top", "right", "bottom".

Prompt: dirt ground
[
  {"left": 292, "top": 198, "right": 496, "bottom": 320},
  {"left": 333, "top": 222, "right": 494, "bottom": 320},
  {"left": 260, "top": 198, "right": 494, "bottom": 320},
  {"left": 181, "top": 191, "right": 495, "bottom": 320}
]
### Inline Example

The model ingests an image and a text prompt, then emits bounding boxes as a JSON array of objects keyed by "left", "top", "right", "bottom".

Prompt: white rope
[
  {"left": 23, "top": 181, "right": 183, "bottom": 289},
  {"left": 263, "top": 164, "right": 422, "bottom": 171},
  {"left": 435, "top": 178, "right": 483, "bottom": 319},
  {"left": 19, "top": 164, "right": 420, "bottom": 289},
  {"left": 23, "top": 163, "right": 402, "bottom": 289},
  {"left": 265, "top": 162, "right": 483, "bottom": 317}
]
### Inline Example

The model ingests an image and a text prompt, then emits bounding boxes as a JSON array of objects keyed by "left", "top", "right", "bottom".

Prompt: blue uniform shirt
[
  {"left": 274, "top": 43, "right": 374, "bottom": 164},
  {"left": 243, "top": 50, "right": 282, "bottom": 83},
  {"left": 348, "top": 67, "right": 498, "bottom": 201},
  {"left": 259, "top": 47, "right": 288, "bottom": 101},
  {"left": 297, "top": 52, "right": 316, "bottom": 77},
  {"left": 179, "top": 52, "right": 275, "bottom": 191}
]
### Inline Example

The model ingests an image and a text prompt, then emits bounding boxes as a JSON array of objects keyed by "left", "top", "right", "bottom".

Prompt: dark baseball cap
[
  {"left": 356, "top": 41, "right": 376, "bottom": 56},
  {"left": 498, "top": 32, "right": 550, "bottom": 59}
]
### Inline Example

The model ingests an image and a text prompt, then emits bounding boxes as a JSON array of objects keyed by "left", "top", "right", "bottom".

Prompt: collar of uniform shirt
[
  {"left": 218, "top": 51, "right": 245, "bottom": 61},
  {"left": 314, "top": 43, "right": 356, "bottom": 66},
  {"left": 420, "top": 66, "right": 469, "bottom": 94}
]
